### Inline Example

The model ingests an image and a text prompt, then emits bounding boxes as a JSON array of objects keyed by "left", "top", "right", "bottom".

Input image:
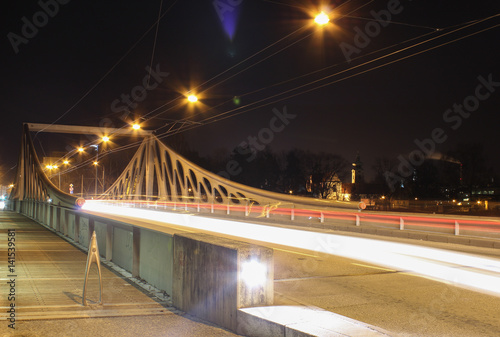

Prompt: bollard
[
  {"left": 320, "top": 212, "right": 324, "bottom": 223},
  {"left": 291, "top": 205, "right": 295, "bottom": 221},
  {"left": 245, "top": 200, "right": 249, "bottom": 216},
  {"left": 356, "top": 214, "right": 360, "bottom": 226},
  {"left": 400, "top": 217, "right": 404, "bottom": 230},
  {"left": 227, "top": 201, "right": 230, "bottom": 215},
  {"left": 455, "top": 221, "right": 459, "bottom": 235}
]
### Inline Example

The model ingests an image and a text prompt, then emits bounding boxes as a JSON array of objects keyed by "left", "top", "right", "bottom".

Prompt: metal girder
[
  {"left": 10, "top": 124, "right": 82, "bottom": 209},
  {"left": 25, "top": 123, "right": 153, "bottom": 136},
  {"left": 101, "top": 135, "right": 335, "bottom": 207}
]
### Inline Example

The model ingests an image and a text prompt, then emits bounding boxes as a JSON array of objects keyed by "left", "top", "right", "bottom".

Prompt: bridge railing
[{"left": 86, "top": 199, "right": 500, "bottom": 242}]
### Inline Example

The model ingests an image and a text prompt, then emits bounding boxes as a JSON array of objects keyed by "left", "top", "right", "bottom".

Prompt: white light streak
[{"left": 83, "top": 201, "right": 500, "bottom": 297}]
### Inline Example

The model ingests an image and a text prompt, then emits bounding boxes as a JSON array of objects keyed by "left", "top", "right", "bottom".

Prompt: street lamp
[
  {"left": 45, "top": 164, "right": 60, "bottom": 188},
  {"left": 59, "top": 160, "right": 70, "bottom": 190},
  {"left": 187, "top": 94, "right": 198, "bottom": 103},
  {"left": 314, "top": 11, "right": 330, "bottom": 25},
  {"left": 314, "top": 11, "right": 330, "bottom": 26}
]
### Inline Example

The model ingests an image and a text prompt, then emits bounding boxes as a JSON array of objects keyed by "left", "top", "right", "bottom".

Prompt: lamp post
[
  {"left": 45, "top": 164, "right": 58, "bottom": 187},
  {"left": 90, "top": 145, "right": 99, "bottom": 197},
  {"left": 60, "top": 160, "right": 69, "bottom": 190},
  {"left": 91, "top": 136, "right": 109, "bottom": 197}
]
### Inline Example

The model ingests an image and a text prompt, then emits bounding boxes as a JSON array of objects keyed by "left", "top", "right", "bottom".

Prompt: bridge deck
[{"left": 0, "top": 211, "right": 237, "bottom": 337}]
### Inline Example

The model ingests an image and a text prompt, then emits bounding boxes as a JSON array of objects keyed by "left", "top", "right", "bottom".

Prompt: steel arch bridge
[{"left": 8, "top": 123, "right": 351, "bottom": 216}]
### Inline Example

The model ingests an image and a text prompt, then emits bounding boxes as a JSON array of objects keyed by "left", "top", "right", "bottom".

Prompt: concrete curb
[{"left": 237, "top": 306, "right": 392, "bottom": 337}]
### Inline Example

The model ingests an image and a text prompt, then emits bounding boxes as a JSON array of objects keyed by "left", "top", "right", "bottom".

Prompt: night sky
[{"left": 1, "top": 0, "right": 499, "bottom": 185}]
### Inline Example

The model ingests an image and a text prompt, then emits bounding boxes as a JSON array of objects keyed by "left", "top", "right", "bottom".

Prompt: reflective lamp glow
[{"left": 241, "top": 260, "right": 267, "bottom": 288}]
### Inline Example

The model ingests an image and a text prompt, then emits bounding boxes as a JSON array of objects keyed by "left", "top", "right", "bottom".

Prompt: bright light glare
[
  {"left": 314, "top": 11, "right": 330, "bottom": 25},
  {"left": 83, "top": 202, "right": 500, "bottom": 297},
  {"left": 78, "top": 147, "right": 84, "bottom": 152},
  {"left": 187, "top": 94, "right": 198, "bottom": 103},
  {"left": 132, "top": 123, "right": 141, "bottom": 130},
  {"left": 241, "top": 260, "right": 267, "bottom": 288},
  {"left": 102, "top": 136, "right": 110, "bottom": 142},
  {"left": 0, "top": 201, "right": 5, "bottom": 210},
  {"left": 63, "top": 160, "right": 69, "bottom": 165}
]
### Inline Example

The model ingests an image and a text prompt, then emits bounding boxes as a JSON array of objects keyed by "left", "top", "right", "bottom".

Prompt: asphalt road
[
  {"left": 270, "top": 242, "right": 500, "bottom": 337},
  {"left": 83, "top": 205, "right": 500, "bottom": 336}
]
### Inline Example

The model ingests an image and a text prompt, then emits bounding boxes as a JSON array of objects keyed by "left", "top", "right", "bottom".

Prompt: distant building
[
  {"left": 341, "top": 153, "right": 385, "bottom": 202},
  {"left": 471, "top": 187, "right": 500, "bottom": 200},
  {"left": 351, "top": 152, "right": 364, "bottom": 184}
]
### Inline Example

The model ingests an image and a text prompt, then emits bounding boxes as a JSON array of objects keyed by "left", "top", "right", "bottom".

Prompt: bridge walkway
[{"left": 0, "top": 211, "right": 237, "bottom": 337}]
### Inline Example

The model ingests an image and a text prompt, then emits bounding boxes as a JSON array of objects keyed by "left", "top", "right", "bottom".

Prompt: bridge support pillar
[
  {"left": 74, "top": 213, "right": 80, "bottom": 243},
  {"left": 63, "top": 210, "right": 68, "bottom": 236},
  {"left": 43, "top": 203, "right": 47, "bottom": 225},
  {"left": 132, "top": 227, "right": 141, "bottom": 277},
  {"left": 106, "top": 224, "right": 113, "bottom": 261},
  {"left": 49, "top": 205, "right": 54, "bottom": 229},
  {"left": 173, "top": 233, "right": 273, "bottom": 332},
  {"left": 88, "top": 218, "right": 95, "bottom": 243},
  {"left": 56, "top": 207, "right": 61, "bottom": 232}
]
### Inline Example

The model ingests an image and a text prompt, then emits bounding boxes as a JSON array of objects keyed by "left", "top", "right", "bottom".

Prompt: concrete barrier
[
  {"left": 237, "top": 306, "right": 391, "bottom": 337},
  {"left": 173, "top": 232, "right": 273, "bottom": 332}
]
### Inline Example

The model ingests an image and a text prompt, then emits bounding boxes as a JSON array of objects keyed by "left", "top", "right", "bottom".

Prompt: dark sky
[{"left": 1, "top": 0, "right": 499, "bottom": 184}]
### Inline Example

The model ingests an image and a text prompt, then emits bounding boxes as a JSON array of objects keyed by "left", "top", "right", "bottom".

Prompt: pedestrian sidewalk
[{"left": 0, "top": 211, "right": 238, "bottom": 337}]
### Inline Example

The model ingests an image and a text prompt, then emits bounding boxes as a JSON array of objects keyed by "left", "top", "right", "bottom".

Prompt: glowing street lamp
[
  {"left": 132, "top": 123, "right": 141, "bottom": 130},
  {"left": 314, "top": 11, "right": 330, "bottom": 25},
  {"left": 187, "top": 94, "right": 198, "bottom": 103},
  {"left": 102, "top": 136, "right": 110, "bottom": 142},
  {"left": 45, "top": 164, "right": 61, "bottom": 188},
  {"left": 78, "top": 147, "right": 84, "bottom": 153}
]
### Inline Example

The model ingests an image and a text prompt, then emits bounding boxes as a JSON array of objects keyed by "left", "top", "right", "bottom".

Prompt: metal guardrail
[{"left": 90, "top": 199, "right": 500, "bottom": 241}]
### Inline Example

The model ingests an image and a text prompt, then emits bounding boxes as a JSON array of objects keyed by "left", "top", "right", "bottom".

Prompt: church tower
[{"left": 351, "top": 152, "right": 364, "bottom": 184}]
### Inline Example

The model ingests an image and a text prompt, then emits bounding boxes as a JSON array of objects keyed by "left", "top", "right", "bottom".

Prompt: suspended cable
[
  {"left": 34, "top": 0, "right": 179, "bottom": 139},
  {"left": 146, "top": 0, "right": 165, "bottom": 88},
  {"left": 153, "top": 18, "right": 499, "bottom": 139}
]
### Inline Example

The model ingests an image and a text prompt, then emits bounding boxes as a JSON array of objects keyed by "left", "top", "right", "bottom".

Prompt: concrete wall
[
  {"left": 94, "top": 221, "right": 107, "bottom": 258},
  {"left": 139, "top": 228, "right": 174, "bottom": 294},
  {"left": 112, "top": 226, "right": 134, "bottom": 273},
  {"left": 79, "top": 217, "right": 89, "bottom": 248},
  {"left": 173, "top": 233, "right": 273, "bottom": 332}
]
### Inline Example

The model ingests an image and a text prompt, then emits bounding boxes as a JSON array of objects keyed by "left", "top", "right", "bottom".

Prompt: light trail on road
[{"left": 83, "top": 200, "right": 500, "bottom": 297}]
